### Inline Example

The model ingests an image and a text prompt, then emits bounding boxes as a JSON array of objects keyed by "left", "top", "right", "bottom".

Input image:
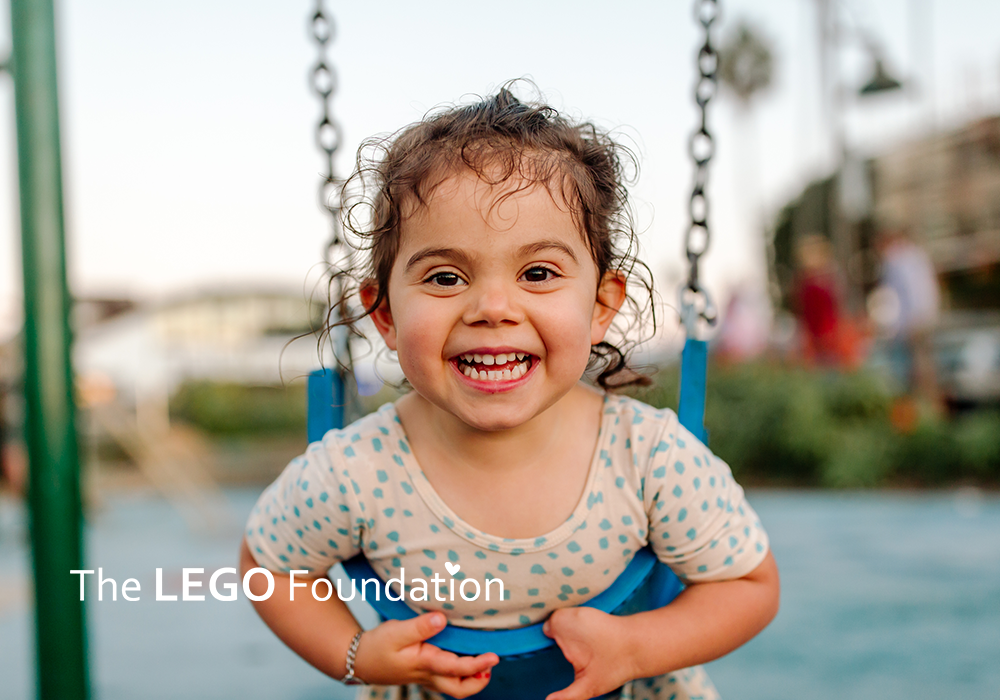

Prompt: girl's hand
[
  {"left": 542, "top": 607, "right": 634, "bottom": 700},
  {"left": 353, "top": 612, "right": 499, "bottom": 698}
]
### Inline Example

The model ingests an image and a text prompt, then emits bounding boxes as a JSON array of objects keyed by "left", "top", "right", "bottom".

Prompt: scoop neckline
[{"left": 383, "top": 394, "right": 613, "bottom": 554}]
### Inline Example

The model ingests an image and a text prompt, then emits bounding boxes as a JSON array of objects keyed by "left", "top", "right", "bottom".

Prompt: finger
[
  {"left": 422, "top": 647, "right": 498, "bottom": 678},
  {"left": 432, "top": 669, "right": 493, "bottom": 699},
  {"left": 390, "top": 612, "right": 447, "bottom": 647}
]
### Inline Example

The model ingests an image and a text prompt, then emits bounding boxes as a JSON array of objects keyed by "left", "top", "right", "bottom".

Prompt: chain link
[
  {"left": 310, "top": 1, "right": 343, "bottom": 251},
  {"left": 683, "top": 0, "right": 719, "bottom": 328}
]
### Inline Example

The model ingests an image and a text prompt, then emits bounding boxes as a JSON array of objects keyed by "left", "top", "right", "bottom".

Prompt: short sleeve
[
  {"left": 244, "top": 437, "right": 364, "bottom": 574},
  {"left": 642, "top": 414, "right": 769, "bottom": 582}
]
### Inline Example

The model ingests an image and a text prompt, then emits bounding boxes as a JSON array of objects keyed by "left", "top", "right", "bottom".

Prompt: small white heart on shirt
[{"left": 445, "top": 561, "right": 460, "bottom": 576}]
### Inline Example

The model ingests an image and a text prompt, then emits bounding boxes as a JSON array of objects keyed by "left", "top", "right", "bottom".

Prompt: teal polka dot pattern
[{"left": 244, "top": 397, "right": 769, "bottom": 634}]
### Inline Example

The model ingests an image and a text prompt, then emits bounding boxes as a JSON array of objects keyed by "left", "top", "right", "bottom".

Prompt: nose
[{"left": 462, "top": 279, "right": 524, "bottom": 327}]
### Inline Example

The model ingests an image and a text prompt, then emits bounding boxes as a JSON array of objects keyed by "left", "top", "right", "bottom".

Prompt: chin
[{"left": 456, "top": 406, "right": 534, "bottom": 433}]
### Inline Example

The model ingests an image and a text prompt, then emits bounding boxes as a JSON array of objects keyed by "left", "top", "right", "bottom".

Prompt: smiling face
[{"left": 364, "top": 167, "right": 625, "bottom": 433}]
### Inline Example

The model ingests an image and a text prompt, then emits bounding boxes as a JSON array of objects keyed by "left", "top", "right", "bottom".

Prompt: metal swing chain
[
  {"left": 310, "top": 1, "right": 343, "bottom": 251},
  {"left": 310, "top": 1, "right": 361, "bottom": 420},
  {"left": 682, "top": 0, "right": 720, "bottom": 333}
]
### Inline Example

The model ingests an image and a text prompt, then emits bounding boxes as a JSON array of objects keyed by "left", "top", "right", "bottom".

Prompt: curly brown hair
[{"left": 327, "top": 83, "right": 655, "bottom": 389}]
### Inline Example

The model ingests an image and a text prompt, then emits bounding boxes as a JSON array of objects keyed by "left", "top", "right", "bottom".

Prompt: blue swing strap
[
  {"left": 340, "top": 547, "right": 683, "bottom": 657},
  {"left": 307, "top": 368, "right": 344, "bottom": 444},
  {"left": 678, "top": 337, "right": 709, "bottom": 444}
]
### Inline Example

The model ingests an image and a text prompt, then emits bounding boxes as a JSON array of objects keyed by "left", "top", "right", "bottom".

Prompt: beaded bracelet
[{"left": 342, "top": 631, "right": 364, "bottom": 686}]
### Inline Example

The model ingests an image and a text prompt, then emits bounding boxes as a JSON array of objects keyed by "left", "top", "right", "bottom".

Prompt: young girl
[{"left": 240, "top": 87, "right": 779, "bottom": 700}]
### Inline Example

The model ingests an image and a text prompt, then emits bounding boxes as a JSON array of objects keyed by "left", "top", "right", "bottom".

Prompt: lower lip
[{"left": 450, "top": 359, "right": 537, "bottom": 393}]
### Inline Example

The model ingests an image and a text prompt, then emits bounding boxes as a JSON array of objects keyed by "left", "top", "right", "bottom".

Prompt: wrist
[{"left": 612, "top": 613, "right": 652, "bottom": 683}]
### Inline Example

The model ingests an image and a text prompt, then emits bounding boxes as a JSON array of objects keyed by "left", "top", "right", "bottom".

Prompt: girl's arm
[
  {"left": 239, "top": 538, "right": 498, "bottom": 697},
  {"left": 542, "top": 551, "right": 780, "bottom": 700}
]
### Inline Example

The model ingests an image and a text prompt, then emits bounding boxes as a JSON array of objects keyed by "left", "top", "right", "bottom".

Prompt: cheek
[
  {"left": 536, "top": 301, "right": 599, "bottom": 363},
  {"left": 392, "top": 307, "right": 448, "bottom": 368}
]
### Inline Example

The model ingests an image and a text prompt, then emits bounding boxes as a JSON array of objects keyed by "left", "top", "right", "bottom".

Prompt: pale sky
[{"left": 3, "top": 0, "right": 1000, "bottom": 343}]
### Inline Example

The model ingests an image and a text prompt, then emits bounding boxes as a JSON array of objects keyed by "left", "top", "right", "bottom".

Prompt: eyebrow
[
  {"left": 516, "top": 240, "right": 579, "bottom": 264},
  {"left": 404, "top": 247, "right": 474, "bottom": 271}
]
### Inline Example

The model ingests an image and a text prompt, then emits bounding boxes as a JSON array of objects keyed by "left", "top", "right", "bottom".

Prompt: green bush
[
  {"left": 636, "top": 360, "right": 998, "bottom": 488},
  {"left": 890, "top": 420, "right": 963, "bottom": 486},
  {"left": 640, "top": 363, "right": 834, "bottom": 485},
  {"left": 170, "top": 381, "right": 307, "bottom": 437},
  {"left": 822, "top": 424, "right": 896, "bottom": 488},
  {"left": 953, "top": 411, "right": 1000, "bottom": 481}
]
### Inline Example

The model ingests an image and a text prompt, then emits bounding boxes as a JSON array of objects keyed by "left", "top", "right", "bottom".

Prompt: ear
[
  {"left": 591, "top": 271, "right": 627, "bottom": 345},
  {"left": 359, "top": 282, "right": 397, "bottom": 351}
]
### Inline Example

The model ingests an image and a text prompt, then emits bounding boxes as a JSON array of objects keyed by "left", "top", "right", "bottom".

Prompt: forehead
[{"left": 398, "top": 167, "right": 588, "bottom": 250}]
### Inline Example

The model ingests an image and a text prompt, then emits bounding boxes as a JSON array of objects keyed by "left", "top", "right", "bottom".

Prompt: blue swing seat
[
  {"left": 342, "top": 547, "right": 682, "bottom": 700},
  {"left": 308, "top": 338, "right": 708, "bottom": 698}
]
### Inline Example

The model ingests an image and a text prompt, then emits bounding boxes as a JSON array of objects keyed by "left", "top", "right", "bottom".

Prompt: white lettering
[
  {"left": 431, "top": 573, "right": 446, "bottom": 601},
  {"left": 485, "top": 577, "right": 504, "bottom": 602},
  {"left": 409, "top": 578, "right": 428, "bottom": 602},
  {"left": 156, "top": 568, "right": 177, "bottom": 601},
  {"left": 386, "top": 568, "right": 405, "bottom": 602},
  {"left": 122, "top": 578, "right": 141, "bottom": 602},
  {"left": 210, "top": 567, "right": 238, "bottom": 601},
  {"left": 183, "top": 568, "right": 205, "bottom": 601},
  {"left": 98, "top": 568, "right": 117, "bottom": 601},
  {"left": 288, "top": 570, "right": 310, "bottom": 601},
  {"left": 70, "top": 570, "right": 93, "bottom": 601},
  {"left": 336, "top": 577, "right": 356, "bottom": 601},
  {"left": 312, "top": 578, "right": 333, "bottom": 602},
  {"left": 361, "top": 578, "right": 381, "bottom": 601},
  {"left": 242, "top": 568, "right": 275, "bottom": 601},
  {"left": 459, "top": 578, "right": 480, "bottom": 602}
]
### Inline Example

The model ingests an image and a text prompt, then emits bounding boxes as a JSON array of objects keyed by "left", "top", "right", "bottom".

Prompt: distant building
[
  {"left": 873, "top": 115, "right": 1000, "bottom": 310},
  {"left": 75, "top": 288, "right": 328, "bottom": 407},
  {"left": 771, "top": 114, "right": 1000, "bottom": 313}
]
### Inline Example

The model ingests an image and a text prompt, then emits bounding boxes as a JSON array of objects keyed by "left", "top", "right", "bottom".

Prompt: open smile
[{"left": 453, "top": 351, "right": 535, "bottom": 382}]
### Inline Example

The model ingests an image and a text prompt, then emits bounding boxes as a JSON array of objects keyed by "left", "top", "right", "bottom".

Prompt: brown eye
[
  {"left": 428, "top": 272, "right": 464, "bottom": 287},
  {"left": 521, "top": 266, "right": 557, "bottom": 283}
]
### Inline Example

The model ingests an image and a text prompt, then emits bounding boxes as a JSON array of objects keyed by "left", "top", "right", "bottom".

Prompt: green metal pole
[{"left": 9, "top": 1, "right": 90, "bottom": 698}]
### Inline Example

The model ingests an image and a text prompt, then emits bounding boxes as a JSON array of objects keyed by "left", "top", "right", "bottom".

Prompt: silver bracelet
[{"left": 342, "top": 631, "right": 365, "bottom": 686}]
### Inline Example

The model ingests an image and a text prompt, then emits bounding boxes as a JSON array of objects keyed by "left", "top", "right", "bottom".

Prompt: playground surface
[{"left": 1, "top": 487, "right": 998, "bottom": 700}]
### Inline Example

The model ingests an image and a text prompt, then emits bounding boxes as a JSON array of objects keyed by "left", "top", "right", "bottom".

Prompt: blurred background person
[
  {"left": 876, "top": 227, "right": 942, "bottom": 421},
  {"left": 793, "top": 233, "right": 850, "bottom": 367},
  {"left": 716, "top": 282, "right": 772, "bottom": 364}
]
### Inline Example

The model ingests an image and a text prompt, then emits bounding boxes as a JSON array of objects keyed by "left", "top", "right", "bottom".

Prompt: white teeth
[
  {"left": 467, "top": 361, "right": 529, "bottom": 382},
  {"left": 460, "top": 356, "right": 531, "bottom": 382}
]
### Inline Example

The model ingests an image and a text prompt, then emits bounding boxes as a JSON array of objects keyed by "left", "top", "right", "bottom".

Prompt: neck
[{"left": 398, "top": 383, "right": 600, "bottom": 477}]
